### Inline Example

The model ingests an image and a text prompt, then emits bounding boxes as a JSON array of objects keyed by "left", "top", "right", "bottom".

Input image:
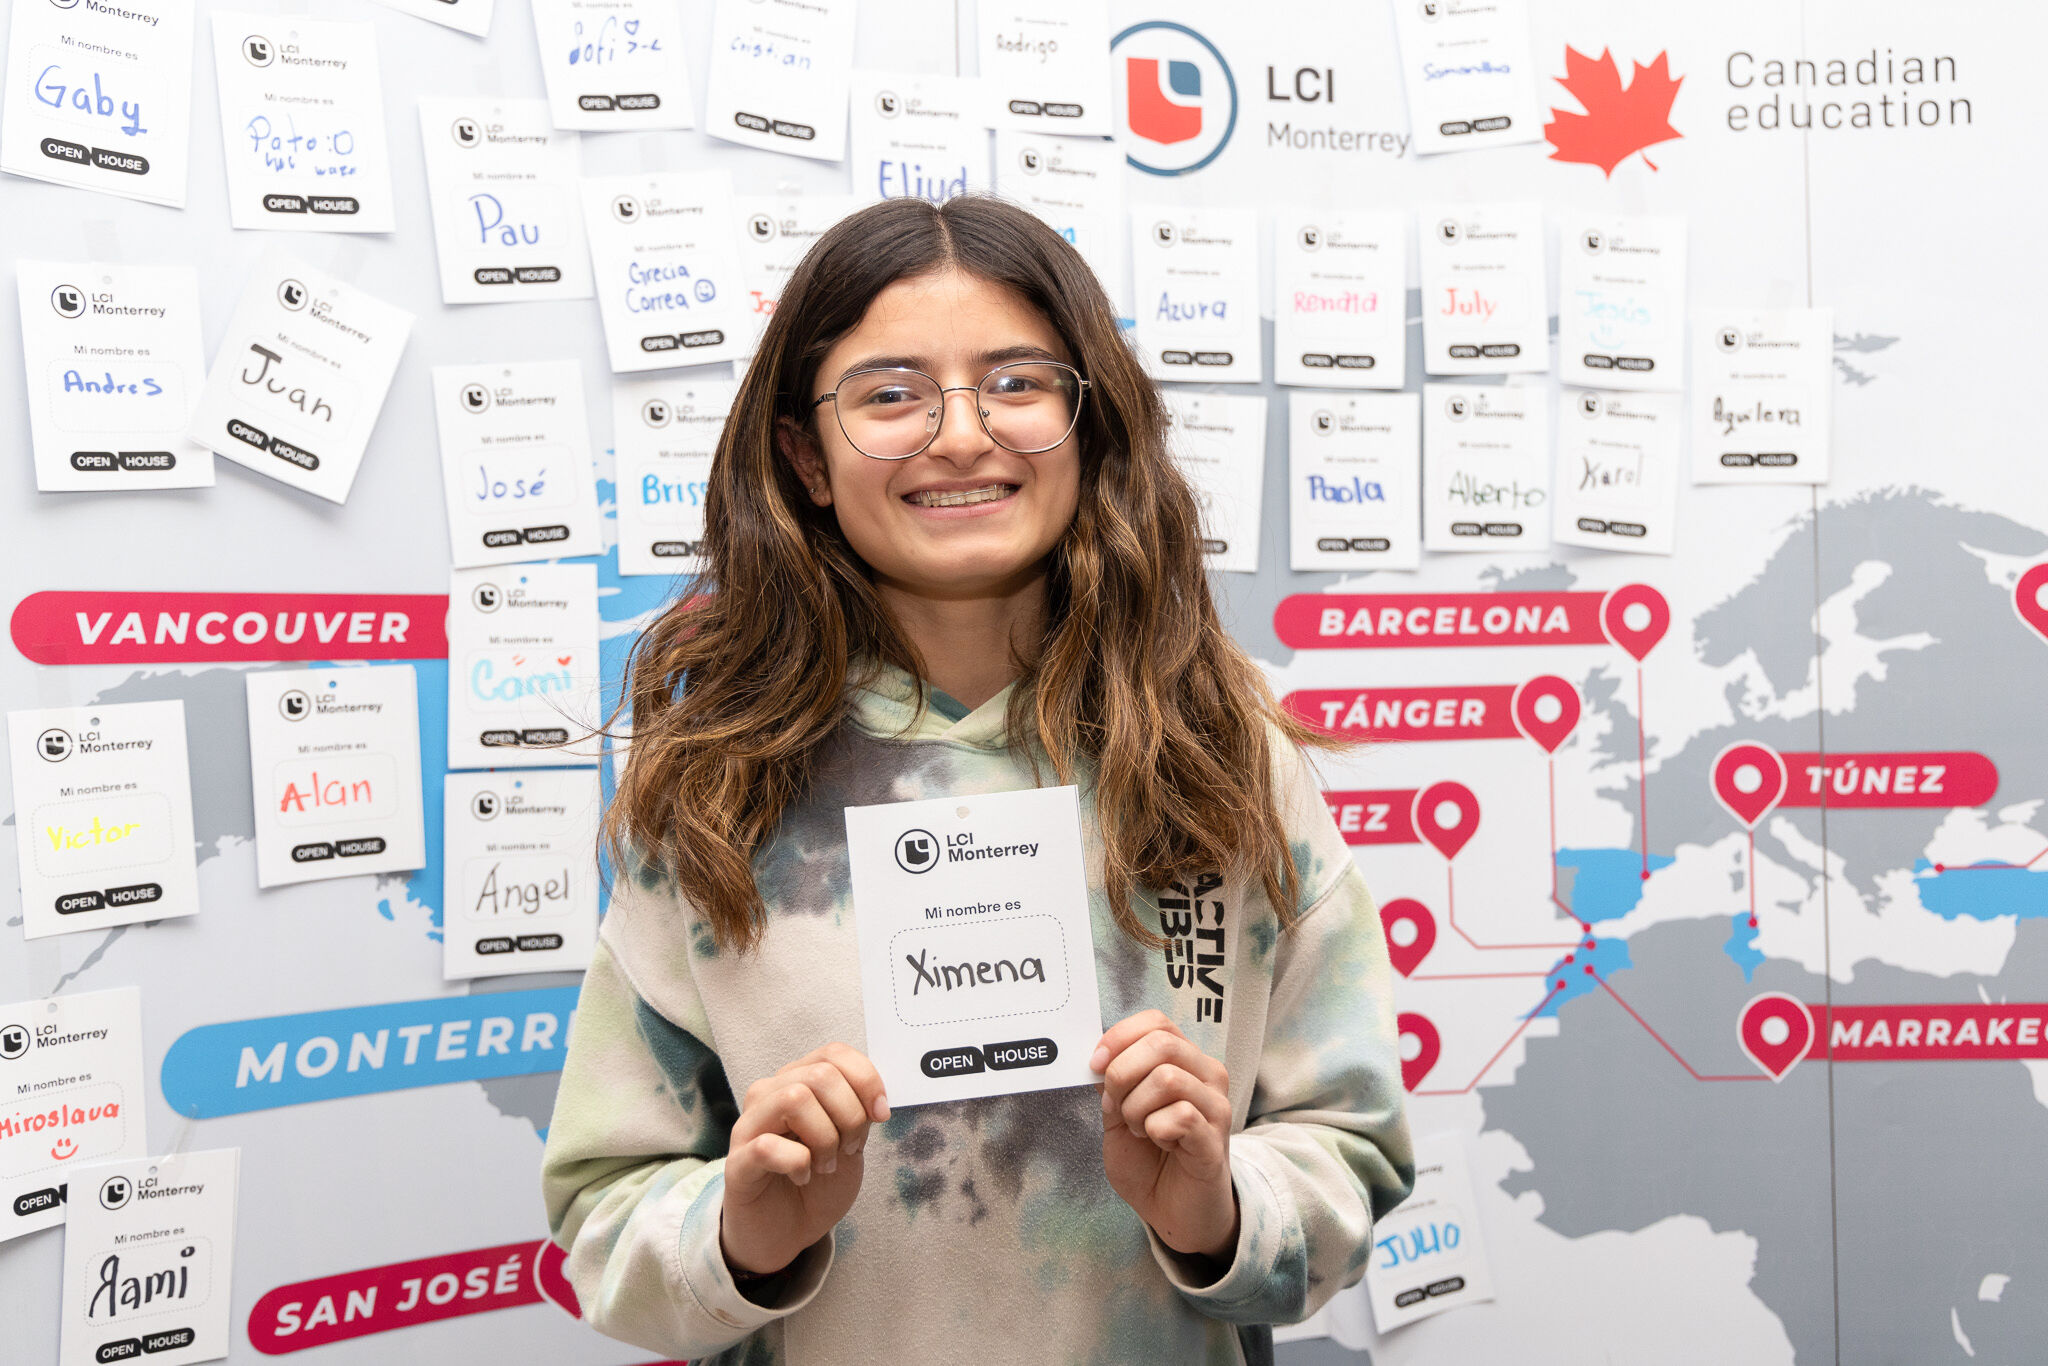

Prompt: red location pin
[
  {"left": 1411, "top": 782, "right": 1480, "bottom": 861},
  {"left": 1738, "top": 992, "right": 1814, "bottom": 1081},
  {"left": 535, "top": 1238, "right": 583, "bottom": 1318},
  {"left": 1711, "top": 742, "right": 1788, "bottom": 829},
  {"left": 1397, "top": 1012, "right": 1441, "bottom": 1092},
  {"left": 1379, "top": 898, "right": 1437, "bottom": 977},
  {"left": 2015, "top": 564, "right": 2048, "bottom": 644},
  {"left": 1601, "top": 584, "right": 1671, "bottom": 661},
  {"left": 1512, "top": 675, "right": 1581, "bottom": 754}
]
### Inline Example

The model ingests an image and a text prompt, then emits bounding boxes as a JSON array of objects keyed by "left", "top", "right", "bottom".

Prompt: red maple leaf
[{"left": 1545, "top": 47, "right": 1683, "bottom": 176}]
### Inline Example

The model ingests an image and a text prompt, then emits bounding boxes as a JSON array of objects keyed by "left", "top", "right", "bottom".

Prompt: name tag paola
[{"left": 846, "top": 785, "right": 1103, "bottom": 1107}]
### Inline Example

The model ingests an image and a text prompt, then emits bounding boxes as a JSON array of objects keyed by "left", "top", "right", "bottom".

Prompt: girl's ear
[{"left": 776, "top": 416, "right": 833, "bottom": 507}]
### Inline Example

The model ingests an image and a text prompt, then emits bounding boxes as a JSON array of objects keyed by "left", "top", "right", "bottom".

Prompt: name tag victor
[{"left": 846, "top": 785, "right": 1103, "bottom": 1107}]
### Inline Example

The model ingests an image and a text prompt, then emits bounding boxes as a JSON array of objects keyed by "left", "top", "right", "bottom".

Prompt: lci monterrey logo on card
[{"left": 1113, "top": 21, "right": 1237, "bottom": 175}]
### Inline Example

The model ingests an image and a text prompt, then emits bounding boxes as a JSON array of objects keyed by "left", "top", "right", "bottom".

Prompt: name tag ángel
[{"left": 846, "top": 785, "right": 1103, "bottom": 1107}]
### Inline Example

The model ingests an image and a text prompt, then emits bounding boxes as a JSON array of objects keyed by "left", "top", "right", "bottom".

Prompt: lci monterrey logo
[{"left": 1112, "top": 20, "right": 1237, "bottom": 176}]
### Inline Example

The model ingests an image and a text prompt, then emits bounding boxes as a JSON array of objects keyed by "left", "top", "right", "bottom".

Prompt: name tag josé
[{"left": 846, "top": 785, "right": 1103, "bottom": 1107}]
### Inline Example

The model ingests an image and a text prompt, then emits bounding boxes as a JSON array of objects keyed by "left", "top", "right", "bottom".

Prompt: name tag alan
[{"left": 846, "top": 785, "right": 1103, "bottom": 1107}]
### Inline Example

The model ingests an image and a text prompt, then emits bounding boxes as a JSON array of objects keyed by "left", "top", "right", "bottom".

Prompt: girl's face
[{"left": 785, "top": 269, "right": 1084, "bottom": 601}]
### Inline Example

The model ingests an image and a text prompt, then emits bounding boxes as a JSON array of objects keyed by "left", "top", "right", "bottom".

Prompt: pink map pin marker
[
  {"left": 1601, "top": 584, "right": 1670, "bottom": 661},
  {"left": 1738, "top": 992, "right": 1813, "bottom": 1081},
  {"left": 1379, "top": 898, "right": 1437, "bottom": 977},
  {"left": 2015, "top": 564, "right": 2048, "bottom": 644},
  {"left": 1397, "top": 1012, "right": 1441, "bottom": 1092},
  {"left": 1411, "top": 782, "right": 1480, "bottom": 861},
  {"left": 535, "top": 1238, "right": 584, "bottom": 1318},
  {"left": 1711, "top": 742, "right": 1788, "bottom": 829},
  {"left": 1512, "top": 675, "right": 1581, "bottom": 754}
]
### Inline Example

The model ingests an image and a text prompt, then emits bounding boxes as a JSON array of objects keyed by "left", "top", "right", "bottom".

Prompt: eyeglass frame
[{"left": 806, "top": 359, "right": 1091, "bottom": 461}]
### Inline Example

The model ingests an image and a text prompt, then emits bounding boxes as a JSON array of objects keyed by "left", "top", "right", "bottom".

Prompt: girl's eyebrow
[{"left": 834, "top": 344, "right": 1066, "bottom": 377}]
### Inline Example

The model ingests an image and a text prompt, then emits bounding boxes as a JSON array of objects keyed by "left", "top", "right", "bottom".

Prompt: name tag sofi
[
  {"left": 846, "top": 785, "right": 1103, "bottom": 1107},
  {"left": 442, "top": 768, "right": 600, "bottom": 979},
  {"left": 60, "top": 1147, "right": 239, "bottom": 1366},
  {"left": 0, "top": 986, "right": 148, "bottom": 1242},
  {"left": 445, "top": 564, "right": 601, "bottom": 770},
  {"left": 16, "top": 260, "right": 213, "bottom": 491},
  {"left": 243, "top": 666, "right": 426, "bottom": 889},
  {"left": 6, "top": 700, "right": 200, "bottom": 939}
]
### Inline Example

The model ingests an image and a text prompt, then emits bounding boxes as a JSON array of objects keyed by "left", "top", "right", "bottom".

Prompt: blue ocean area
[
  {"left": 1912, "top": 857, "right": 2048, "bottom": 921},
  {"left": 370, "top": 504, "right": 680, "bottom": 938},
  {"left": 1531, "top": 935, "right": 1632, "bottom": 1019},
  {"left": 1555, "top": 847, "right": 1675, "bottom": 922},
  {"left": 1724, "top": 913, "right": 1766, "bottom": 982}
]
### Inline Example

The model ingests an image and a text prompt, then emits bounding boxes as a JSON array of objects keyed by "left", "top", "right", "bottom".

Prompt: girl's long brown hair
[{"left": 604, "top": 194, "right": 1349, "bottom": 952}]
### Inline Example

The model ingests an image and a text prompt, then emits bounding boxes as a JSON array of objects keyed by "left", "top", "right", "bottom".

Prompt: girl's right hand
[{"left": 719, "top": 1042, "right": 890, "bottom": 1278}]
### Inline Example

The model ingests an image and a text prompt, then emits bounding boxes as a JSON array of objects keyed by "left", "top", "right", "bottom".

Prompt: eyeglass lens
[{"left": 832, "top": 363, "right": 1082, "bottom": 459}]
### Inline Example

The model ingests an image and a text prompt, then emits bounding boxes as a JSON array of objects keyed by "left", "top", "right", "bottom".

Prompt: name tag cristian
[{"left": 905, "top": 948, "right": 1047, "bottom": 996}]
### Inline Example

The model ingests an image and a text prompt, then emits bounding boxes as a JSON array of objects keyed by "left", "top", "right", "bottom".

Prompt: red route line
[
  {"left": 1410, "top": 972, "right": 1552, "bottom": 981},
  {"left": 1592, "top": 972, "right": 1765, "bottom": 1082},
  {"left": 1446, "top": 863, "right": 1581, "bottom": 953},
  {"left": 1933, "top": 847, "right": 2048, "bottom": 873},
  {"left": 1413, "top": 982, "right": 1566, "bottom": 1095}
]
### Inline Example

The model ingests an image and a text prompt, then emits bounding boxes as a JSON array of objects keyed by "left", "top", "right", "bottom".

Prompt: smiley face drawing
[{"left": 51, "top": 1136, "right": 78, "bottom": 1161}]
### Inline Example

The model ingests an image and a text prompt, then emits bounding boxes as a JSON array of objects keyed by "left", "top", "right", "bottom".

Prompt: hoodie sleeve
[
  {"left": 1146, "top": 736, "right": 1416, "bottom": 1325},
  {"left": 540, "top": 918, "right": 833, "bottom": 1358}
]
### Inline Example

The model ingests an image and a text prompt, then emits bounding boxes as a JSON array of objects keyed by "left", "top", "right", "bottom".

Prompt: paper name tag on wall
[
  {"left": 1690, "top": 307, "right": 1834, "bottom": 484},
  {"left": 1274, "top": 211, "right": 1408, "bottom": 391},
  {"left": 975, "top": 0, "right": 1112, "bottom": 136},
  {"left": 417, "top": 97, "right": 593, "bottom": 305},
  {"left": 6, "top": 701, "right": 200, "bottom": 939},
  {"left": 0, "top": 0, "right": 195, "bottom": 208},
  {"left": 1417, "top": 202, "right": 1547, "bottom": 376},
  {"left": 581, "top": 170, "right": 749, "bottom": 372},
  {"left": 734, "top": 194, "right": 860, "bottom": 355},
  {"left": 375, "top": 0, "right": 496, "bottom": 38},
  {"left": 612, "top": 375, "right": 738, "bottom": 577},
  {"left": 1422, "top": 381, "right": 1549, "bottom": 552},
  {"left": 1289, "top": 392, "right": 1422, "bottom": 571},
  {"left": 244, "top": 666, "right": 426, "bottom": 889},
  {"left": 1131, "top": 207, "right": 1263, "bottom": 384},
  {"left": 431, "top": 359, "right": 602, "bottom": 567},
  {"left": 185, "top": 250, "right": 414, "bottom": 505},
  {"left": 993, "top": 131, "right": 1127, "bottom": 312},
  {"left": 0, "top": 986, "right": 148, "bottom": 1242},
  {"left": 16, "top": 260, "right": 213, "bottom": 492},
  {"left": 703, "top": 0, "right": 857, "bottom": 161},
  {"left": 1164, "top": 390, "right": 1268, "bottom": 575},
  {"left": 846, "top": 785, "right": 1103, "bottom": 1108},
  {"left": 1557, "top": 216, "right": 1688, "bottom": 391},
  {"left": 530, "top": 0, "right": 693, "bottom": 131},
  {"left": 60, "top": 1147, "right": 240, "bottom": 1366},
  {"left": 848, "top": 70, "right": 987, "bottom": 205},
  {"left": 1365, "top": 1133, "right": 1497, "bottom": 1332},
  {"left": 1391, "top": 0, "right": 1542, "bottom": 156},
  {"left": 209, "top": 13, "right": 396, "bottom": 233},
  {"left": 443, "top": 769, "right": 600, "bottom": 979},
  {"left": 446, "top": 564, "right": 601, "bottom": 770},
  {"left": 1551, "top": 388, "right": 1682, "bottom": 555}
]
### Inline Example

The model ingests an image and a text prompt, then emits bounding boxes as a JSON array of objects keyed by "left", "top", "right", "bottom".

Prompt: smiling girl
[{"left": 541, "top": 196, "right": 1412, "bottom": 1365}]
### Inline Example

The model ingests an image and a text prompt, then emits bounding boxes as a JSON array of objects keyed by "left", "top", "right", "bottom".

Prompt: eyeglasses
[{"left": 810, "top": 361, "right": 1089, "bottom": 461}]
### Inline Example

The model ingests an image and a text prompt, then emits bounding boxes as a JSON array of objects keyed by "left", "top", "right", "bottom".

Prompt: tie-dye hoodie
[{"left": 540, "top": 659, "right": 1413, "bottom": 1365}]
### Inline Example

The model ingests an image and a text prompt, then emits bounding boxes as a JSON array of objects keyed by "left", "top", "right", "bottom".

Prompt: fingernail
[
  {"left": 843, "top": 1132, "right": 864, "bottom": 1155},
  {"left": 1128, "top": 1124, "right": 1144, "bottom": 1139},
  {"left": 1088, "top": 1046, "right": 1109, "bottom": 1073},
  {"left": 821, "top": 1156, "right": 837, "bottom": 1175},
  {"left": 872, "top": 1095, "right": 891, "bottom": 1122}
]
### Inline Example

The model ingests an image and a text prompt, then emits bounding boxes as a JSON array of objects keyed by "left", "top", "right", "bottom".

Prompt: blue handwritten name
[
  {"left": 470, "top": 657, "right": 574, "bottom": 703},
  {"left": 641, "top": 474, "right": 707, "bottom": 507},
  {"left": 877, "top": 160, "right": 969, "bottom": 203},
  {"left": 730, "top": 36, "right": 811, "bottom": 70},
  {"left": 245, "top": 115, "right": 357, "bottom": 176},
  {"left": 570, "top": 15, "right": 660, "bottom": 65},
  {"left": 1376, "top": 1219, "right": 1461, "bottom": 1270},
  {"left": 1422, "top": 61, "right": 1513, "bottom": 80},
  {"left": 35, "top": 64, "right": 147, "bottom": 137},
  {"left": 472, "top": 464, "right": 548, "bottom": 506},
  {"left": 1156, "top": 294, "right": 1229, "bottom": 323},
  {"left": 470, "top": 193, "right": 541, "bottom": 247},
  {"left": 624, "top": 262, "right": 717, "bottom": 313},
  {"left": 1307, "top": 474, "right": 1385, "bottom": 504}
]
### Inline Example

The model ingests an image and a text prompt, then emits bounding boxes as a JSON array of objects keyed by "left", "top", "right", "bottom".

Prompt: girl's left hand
[{"left": 1093, "top": 1009, "right": 1239, "bottom": 1262}]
